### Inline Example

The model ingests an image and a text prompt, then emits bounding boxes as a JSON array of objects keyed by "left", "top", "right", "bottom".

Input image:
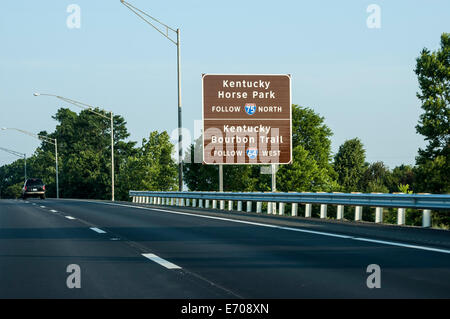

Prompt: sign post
[
  {"left": 271, "top": 164, "right": 277, "bottom": 192},
  {"left": 202, "top": 74, "right": 292, "bottom": 190},
  {"left": 219, "top": 164, "right": 223, "bottom": 192}
]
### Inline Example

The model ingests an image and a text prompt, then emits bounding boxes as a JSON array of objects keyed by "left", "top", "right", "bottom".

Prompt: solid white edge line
[
  {"left": 352, "top": 237, "right": 450, "bottom": 254},
  {"left": 142, "top": 253, "right": 181, "bottom": 269},
  {"left": 65, "top": 216, "right": 76, "bottom": 220},
  {"left": 90, "top": 227, "right": 106, "bottom": 234},
  {"left": 83, "top": 201, "right": 450, "bottom": 255}
]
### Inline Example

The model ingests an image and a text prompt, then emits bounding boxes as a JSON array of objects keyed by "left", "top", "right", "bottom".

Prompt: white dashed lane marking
[
  {"left": 142, "top": 253, "right": 181, "bottom": 270},
  {"left": 65, "top": 216, "right": 76, "bottom": 220},
  {"left": 90, "top": 227, "right": 106, "bottom": 234}
]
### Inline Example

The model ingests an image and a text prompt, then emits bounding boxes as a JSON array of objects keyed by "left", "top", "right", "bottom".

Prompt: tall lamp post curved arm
[
  {"left": 120, "top": 0, "right": 183, "bottom": 191},
  {"left": 120, "top": 0, "right": 178, "bottom": 45},
  {"left": 0, "top": 146, "right": 27, "bottom": 182},
  {"left": 1, "top": 127, "right": 58, "bottom": 198},
  {"left": 33, "top": 93, "right": 111, "bottom": 119},
  {"left": 33, "top": 93, "right": 115, "bottom": 201}
]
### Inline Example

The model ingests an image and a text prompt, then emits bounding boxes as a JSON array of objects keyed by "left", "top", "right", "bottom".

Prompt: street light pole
[
  {"left": 34, "top": 93, "right": 114, "bottom": 201},
  {"left": 121, "top": 0, "right": 183, "bottom": 191},
  {"left": 1, "top": 128, "right": 58, "bottom": 198},
  {"left": 55, "top": 138, "right": 59, "bottom": 199},
  {"left": 110, "top": 112, "right": 115, "bottom": 201},
  {"left": 177, "top": 28, "right": 183, "bottom": 191}
]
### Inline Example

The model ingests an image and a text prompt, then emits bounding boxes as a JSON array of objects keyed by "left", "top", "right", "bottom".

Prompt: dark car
[{"left": 22, "top": 178, "right": 46, "bottom": 200}]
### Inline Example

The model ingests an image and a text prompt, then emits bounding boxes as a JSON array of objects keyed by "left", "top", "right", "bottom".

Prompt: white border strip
[{"left": 86, "top": 201, "right": 450, "bottom": 255}]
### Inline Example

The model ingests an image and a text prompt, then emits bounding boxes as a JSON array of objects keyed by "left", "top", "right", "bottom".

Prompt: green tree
[
  {"left": 278, "top": 105, "right": 338, "bottom": 192},
  {"left": 392, "top": 164, "right": 415, "bottom": 192},
  {"left": 361, "top": 161, "right": 393, "bottom": 193},
  {"left": 48, "top": 108, "right": 136, "bottom": 199},
  {"left": 397, "top": 184, "right": 413, "bottom": 194},
  {"left": 333, "top": 138, "right": 366, "bottom": 192},
  {"left": 414, "top": 33, "right": 450, "bottom": 193},
  {"left": 291, "top": 105, "right": 334, "bottom": 170},
  {"left": 184, "top": 105, "right": 337, "bottom": 192},
  {"left": 0, "top": 158, "right": 27, "bottom": 198},
  {"left": 183, "top": 136, "right": 260, "bottom": 191},
  {"left": 392, "top": 164, "right": 415, "bottom": 187},
  {"left": 277, "top": 145, "right": 338, "bottom": 192},
  {"left": 117, "top": 131, "right": 178, "bottom": 198},
  {"left": 0, "top": 107, "right": 136, "bottom": 200},
  {"left": 183, "top": 137, "right": 218, "bottom": 191},
  {"left": 413, "top": 156, "right": 448, "bottom": 193},
  {"left": 4, "top": 182, "right": 23, "bottom": 199}
]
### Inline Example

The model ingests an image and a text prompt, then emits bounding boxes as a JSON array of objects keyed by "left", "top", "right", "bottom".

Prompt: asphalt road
[{"left": 0, "top": 198, "right": 449, "bottom": 298}]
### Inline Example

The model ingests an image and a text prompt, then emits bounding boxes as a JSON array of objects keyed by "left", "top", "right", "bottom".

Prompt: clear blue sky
[{"left": 0, "top": 0, "right": 449, "bottom": 168}]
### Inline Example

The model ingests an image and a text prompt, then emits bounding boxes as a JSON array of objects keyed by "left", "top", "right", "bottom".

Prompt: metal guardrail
[{"left": 129, "top": 191, "right": 450, "bottom": 227}]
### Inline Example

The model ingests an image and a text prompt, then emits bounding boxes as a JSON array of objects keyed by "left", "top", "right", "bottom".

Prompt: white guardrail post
[
  {"left": 279, "top": 203, "right": 285, "bottom": 216},
  {"left": 320, "top": 204, "right": 327, "bottom": 219},
  {"left": 256, "top": 201, "right": 262, "bottom": 213},
  {"left": 375, "top": 207, "right": 383, "bottom": 223},
  {"left": 269, "top": 202, "right": 276, "bottom": 214},
  {"left": 397, "top": 208, "right": 406, "bottom": 225},
  {"left": 305, "top": 204, "right": 312, "bottom": 218},
  {"left": 355, "top": 206, "right": 363, "bottom": 221},
  {"left": 337, "top": 205, "right": 344, "bottom": 220},
  {"left": 291, "top": 203, "right": 298, "bottom": 216},
  {"left": 423, "top": 209, "right": 431, "bottom": 228}
]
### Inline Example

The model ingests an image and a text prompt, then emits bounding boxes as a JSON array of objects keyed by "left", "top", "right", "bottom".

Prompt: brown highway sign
[{"left": 202, "top": 74, "right": 292, "bottom": 164}]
